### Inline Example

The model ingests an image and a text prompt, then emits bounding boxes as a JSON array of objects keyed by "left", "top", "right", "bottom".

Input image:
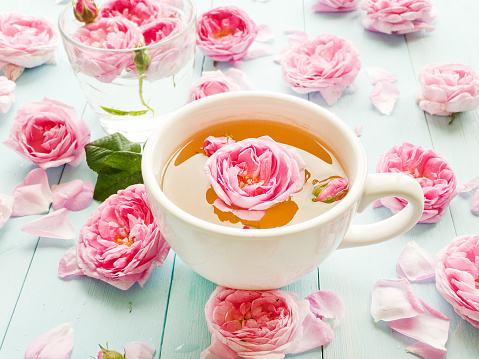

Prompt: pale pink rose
[
  {"left": 74, "top": 0, "right": 99, "bottom": 24},
  {"left": 0, "top": 75, "right": 15, "bottom": 114},
  {"left": 25, "top": 323, "right": 74, "bottom": 359},
  {"left": 58, "top": 184, "right": 170, "bottom": 290},
  {"left": 312, "top": 0, "right": 361, "bottom": 12},
  {"left": 313, "top": 176, "right": 348, "bottom": 203},
  {"left": 436, "top": 234, "right": 479, "bottom": 329},
  {"left": 0, "top": 12, "right": 58, "bottom": 76},
  {"left": 280, "top": 34, "right": 361, "bottom": 105},
  {"left": 361, "top": 0, "right": 436, "bottom": 34},
  {"left": 67, "top": 17, "right": 143, "bottom": 83},
  {"left": 0, "top": 193, "right": 14, "bottom": 230},
  {"left": 204, "top": 136, "right": 306, "bottom": 212},
  {"left": 196, "top": 6, "right": 258, "bottom": 63},
  {"left": 416, "top": 63, "right": 479, "bottom": 116},
  {"left": 189, "top": 69, "right": 254, "bottom": 102},
  {"left": 99, "top": 0, "right": 159, "bottom": 26},
  {"left": 202, "top": 135, "right": 237, "bottom": 156},
  {"left": 3, "top": 98, "right": 91, "bottom": 169},
  {"left": 376, "top": 142, "right": 456, "bottom": 224},
  {"left": 201, "top": 287, "right": 335, "bottom": 359}
]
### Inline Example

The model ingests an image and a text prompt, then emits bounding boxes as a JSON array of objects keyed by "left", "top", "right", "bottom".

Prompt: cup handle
[{"left": 338, "top": 173, "right": 424, "bottom": 249}]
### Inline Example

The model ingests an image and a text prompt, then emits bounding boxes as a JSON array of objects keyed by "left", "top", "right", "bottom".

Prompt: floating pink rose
[
  {"left": 0, "top": 12, "right": 58, "bottom": 80},
  {"left": 202, "top": 135, "right": 237, "bottom": 156},
  {"left": 67, "top": 17, "right": 143, "bottom": 83},
  {"left": 376, "top": 142, "right": 456, "bottom": 224},
  {"left": 312, "top": 0, "right": 361, "bottom": 12},
  {"left": 312, "top": 176, "right": 348, "bottom": 203},
  {"left": 189, "top": 69, "right": 253, "bottom": 102},
  {"left": 201, "top": 287, "right": 337, "bottom": 359},
  {"left": 58, "top": 184, "right": 170, "bottom": 290},
  {"left": 99, "top": 0, "right": 159, "bottom": 28},
  {"left": 361, "top": 0, "right": 436, "bottom": 34},
  {"left": 204, "top": 136, "right": 306, "bottom": 213},
  {"left": 196, "top": 6, "right": 258, "bottom": 64},
  {"left": 0, "top": 75, "right": 15, "bottom": 114},
  {"left": 25, "top": 323, "right": 74, "bottom": 359},
  {"left": 416, "top": 63, "right": 479, "bottom": 116},
  {"left": 4, "top": 98, "right": 91, "bottom": 169},
  {"left": 280, "top": 34, "right": 361, "bottom": 105},
  {"left": 436, "top": 234, "right": 479, "bottom": 329},
  {"left": 74, "top": 0, "right": 99, "bottom": 24}
]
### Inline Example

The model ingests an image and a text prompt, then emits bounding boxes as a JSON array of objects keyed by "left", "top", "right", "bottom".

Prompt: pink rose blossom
[
  {"left": 312, "top": 176, "right": 348, "bottom": 203},
  {"left": 0, "top": 193, "right": 14, "bottom": 230},
  {"left": 58, "top": 184, "right": 170, "bottom": 290},
  {"left": 74, "top": 0, "right": 99, "bottom": 24},
  {"left": 196, "top": 6, "right": 258, "bottom": 64},
  {"left": 0, "top": 12, "right": 58, "bottom": 79},
  {"left": 25, "top": 323, "right": 74, "bottom": 359},
  {"left": 361, "top": 0, "right": 436, "bottom": 34},
  {"left": 436, "top": 234, "right": 479, "bottom": 329},
  {"left": 204, "top": 136, "right": 306, "bottom": 213},
  {"left": 201, "top": 287, "right": 336, "bottom": 359},
  {"left": 376, "top": 142, "right": 456, "bottom": 224},
  {"left": 99, "top": 0, "right": 159, "bottom": 28},
  {"left": 189, "top": 69, "right": 254, "bottom": 102},
  {"left": 0, "top": 75, "right": 15, "bottom": 114},
  {"left": 202, "top": 135, "right": 237, "bottom": 156},
  {"left": 3, "top": 98, "right": 91, "bottom": 169},
  {"left": 280, "top": 34, "right": 361, "bottom": 105},
  {"left": 312, "top": 0, "right": 361, "bottom": 12},
  {"left": 67, "top": 17, "right": 143, "bottom": 83},
  {"left": 416, "top": 63, "right": 479, "bottom": 116}
]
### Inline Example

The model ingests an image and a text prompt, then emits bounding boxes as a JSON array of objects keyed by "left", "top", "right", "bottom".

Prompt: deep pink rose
[
  {"left": 313, "top": 176, "right": 348, "bottom": 203},
  {"left": 189, "top": 69, "right": 253, "bottom": 102},
  {"left": 99, "top": 0, "right": 159, "bottom": 28},
  {"left": 280, "top": 34, "right": 361, "bottom": 105},
  {"left": 312, "top": 0, "right": 361, "bottom": 12},
  {"left": 416, "top": 63, "right": 479, "bottom": 116},
  {"left": 204, "top": 136, "right": 306, "bottom": 212},
  {"left": 202, "top": 135, "right": 237, "bottom": 156},
  {"left": 436, "top": 234, "right": 479, "bottom": 329},
  {"left": 67, "top": 17, "right": 143, "bottom": 83},
  {"left": 0, "top": 75, "right": 15, "bottom": 114},
  {"left": 376, "top": 142, "right": 456, "bottom": 224},
  {"left": 58, "top": 184, "right": 170, "bottom": 290},
  {"left": 202, "top": 287, "right": 335, "bottom": 359},
  {"left": 361, "top": 0, "right": 436, "bottom": 34},
  {"left": 196, "top": 6, "right": 258, "bottom": 63},
  {"left": 74, "top": 0, "right": 99, "bottom": 24},
  {"left": 3, "top": 98, "right": 90, "bottom": 169},
  {"left": 0, "top": 12, "right": 58, "bottom": 77}
]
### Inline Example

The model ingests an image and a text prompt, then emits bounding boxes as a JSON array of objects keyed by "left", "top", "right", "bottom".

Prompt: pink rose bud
[
  {"left": 202, "top": 135, "right": 236, "bottom": 156},
  {"left": 312, "top": 176, "right": 348, "bottom": 203},
  {"left": 97, "top": 345, "right": 124, "bottom": 359},
  {"left": 74, "top": 0, "right": 99, "bottom": 24}
]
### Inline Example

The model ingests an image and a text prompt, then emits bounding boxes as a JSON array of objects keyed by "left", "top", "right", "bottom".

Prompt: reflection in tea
[{"left": 160, "top": 119, "right": 347, "bottom": 229}]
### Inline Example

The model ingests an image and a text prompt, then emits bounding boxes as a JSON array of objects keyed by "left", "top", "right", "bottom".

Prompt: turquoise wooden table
[{"left": 1, "top": 0, "right": 479, "bottom": 358}]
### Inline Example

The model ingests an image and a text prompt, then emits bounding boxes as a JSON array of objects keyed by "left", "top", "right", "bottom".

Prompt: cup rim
[
  {"left": 142, "top": 91, "right": 368, "bottom": 239},
  {"left": 58, "top": 0, "right": 197, "bottom": 53}
]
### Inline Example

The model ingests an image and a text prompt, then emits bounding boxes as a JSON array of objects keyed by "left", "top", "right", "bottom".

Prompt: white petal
[
  {"left": 21, "top": 209, "right": 75, "bottom": 239},
  {"left": 366, "top": 67, "right": 398, "bottom": 84},
  {"left": 370, "top": 82, "right": 400, "bottom": 116},
  {"left": 396, "top": 241, "right": 436, "bottom": 281}
]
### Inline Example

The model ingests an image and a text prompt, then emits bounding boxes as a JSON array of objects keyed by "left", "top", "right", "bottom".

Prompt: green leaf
[
  {"left": 85, "top": 133, "right": 141, "bottom": 173},
  {"left": 93, "top": 168, "right": 143, "bottom": 202},
  {"left": 103, "top": 151, "right": 142, "bottom": 175},
  {"left": 100, "top": 106, "right": 149, "bottom": 116}
]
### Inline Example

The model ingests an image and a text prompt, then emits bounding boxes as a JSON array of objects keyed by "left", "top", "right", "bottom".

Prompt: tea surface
[{"left": 160, "top": 119, "right": 347, "bottom": 229}]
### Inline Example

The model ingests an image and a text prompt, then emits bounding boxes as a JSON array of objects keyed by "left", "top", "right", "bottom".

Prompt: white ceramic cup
[{"left": 142, "top": 92, "right": 424, "bottom": 290}]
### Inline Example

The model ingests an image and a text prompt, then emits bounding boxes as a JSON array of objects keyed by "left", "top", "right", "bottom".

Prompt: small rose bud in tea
[
  {"left": 133, "top": 47, "right": 151, "bottom": 75},
  {"left": 74, "top": 0, "right": 99, "bottom": 24},
  {"left": 97, "top": 344, "right": 124, "bottom": 359},
  {"left": 312, "top": 176, "right": 348, "bottom": 203}
]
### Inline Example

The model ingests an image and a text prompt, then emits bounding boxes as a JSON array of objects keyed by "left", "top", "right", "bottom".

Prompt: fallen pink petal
[
  {"left": 355, "top": 124, "right": 363, "bottom": 137},
  {"left": 255, "top": 24, "right": 274, "bottom": 42},
  {"left": 457, "top": 177, "right": 479, "bottom": 194},
  {"left": 369, "top": 82, "right": 400, "bottom": 116},
  {"left": 21, "top": 208, "right": 75, "bottom": 239},
  {"left": 52, "top": 179, "right": 94, "bottom": 211},
  {"left": 396, "top": 241, "right": 436, "bottom": 281},
  {"left": 245, "top": 45, "right": 274, "bottom": 60},
  {"left": 0, "top": 193, "right": 14, "bottom": 229},
  {"left": 366, "top": 67, "right": 398, "bottom": 84},
  {"left": 471, "top": 188, "right": 479, "bottom": 215},
  {"left": 124, "top": 341, "right": 156, "bottom": 359},
  {"left": 11, "top": 168, "right": 53, "bottom": 217},
  {"left": 305, "top": 290, "right": 345, "bottom": 328},
  {"left": 406, "top": 341, "right": 447, "bottom": 359},
  {"left": 25, "top": 322, "right": 74, "bottom": 359}
]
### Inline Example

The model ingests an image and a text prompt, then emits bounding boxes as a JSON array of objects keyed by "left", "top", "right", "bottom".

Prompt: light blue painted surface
[{"left": 0, "top": 0, "right": 478, "bottom": 358}]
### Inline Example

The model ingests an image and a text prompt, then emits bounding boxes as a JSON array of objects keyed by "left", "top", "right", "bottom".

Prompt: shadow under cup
[{"left": 143, "top": 92, "right": 369, "bottom": 290}]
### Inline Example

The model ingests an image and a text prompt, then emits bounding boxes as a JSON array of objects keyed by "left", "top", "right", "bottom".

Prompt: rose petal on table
[
  {"left": 396, "top": 241, "right": 436, "bottom": 281},
  {"left": 255, "top": 24, "right": 274, "bottom": 42},
  {"left": 124, "top": 341, "right": 156, "bottom": 359},
  {"left": 388, "top": 299, "right": 449, "bottom": 351},
  {"left": 355, "top": 124, "right": 363, "bottom": 137},
  {"left": 457, "top": 177, "right": 479, "bottom": 194},
  {"left": 305, "top": 290, "right": 345, "bottom": 328},
  {"left": 12, "top": 168, "right": 53, "bottom": 217},
  {"left": 213, "top": 198, "right": 265, "bottom": 221},
  {"left": 25, "top": 322, "right": 74, "bottom": 359},
  {"left": 366, "top": 67, "right": 398, "bottom": 84},
  {"left": 369, "top": 82, "right": 400, "bottom": 116},
  {"left": 52, "top": 179, "right": 94, "bottom": 211},
  {"left": 406, "top": 341, "right": 447, "bottom": 359},
  {"left": 245, "top": 45, "right": 274, "bottom": 60},
  {"left": 225, "top": 68, "right": 254, "bottom": 90},
  {"left": 58, "top": 245, "right": 84, "bottom": 277},
  {"left": 0, "top": 193, "right": 14, "bottom": 229},
  {"left": 21, "top": 208, "right": 75, "bottom": 239},
  {"left": 371, "top": 278, "right": 424, "bottom": 322},
  {"left": 471, "top": 187, "right": 479, "bottom": 216},
  {"left": 1, "top": 63, "right": 24, "bottom": 82}
]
